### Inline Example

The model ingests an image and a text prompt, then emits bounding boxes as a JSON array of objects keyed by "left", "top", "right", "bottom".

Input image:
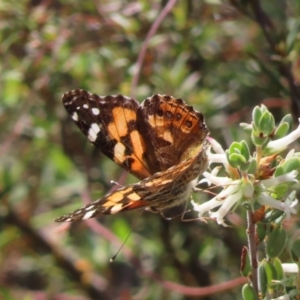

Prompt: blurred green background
[{"left": 0, "top": 0, "right": 299, "bottom": 299}]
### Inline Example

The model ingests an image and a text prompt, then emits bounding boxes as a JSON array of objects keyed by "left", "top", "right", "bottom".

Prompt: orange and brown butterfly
[{"left": 56, "top": 90, "right": 209, "bottom": 222}]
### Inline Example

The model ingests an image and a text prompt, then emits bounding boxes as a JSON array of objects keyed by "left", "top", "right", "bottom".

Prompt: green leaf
[
  {"left": 242, "top": 283, "right": 257, "bottom": 300},
  {"left": 273, "top": 257, "right": 284, "bottom": 280},
  {"left": 259, "top": 111, "right": 275, "bottom": 136},
  {"left": 262, "top": 210, "right": 285, "bottom": 224},
  {"left": 256, "top": 223, "right": 267, "bottom": 243},
  {"left": 274, "top": 122, "right": 290, "bottom": 139},
  {"left": 291, "top": 238, "right": 300, "bottom": 263},
  {"left": 266, "top": 225, "right": 287, "bottom": 258},
  {"left": 252, "top": 106, "right": 263, "bottom": 130},
  {"left": 258, "top": 260, "right": 268, "bottom": 296}
]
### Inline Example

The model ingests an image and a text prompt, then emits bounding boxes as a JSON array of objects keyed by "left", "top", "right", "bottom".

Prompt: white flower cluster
[{"left": 192, "top": 120, "right": 300, "bottom": 226}]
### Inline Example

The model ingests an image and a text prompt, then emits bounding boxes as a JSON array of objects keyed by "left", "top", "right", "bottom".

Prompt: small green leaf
[
  {"left": 240, "top": 140, "right": 250, "bottom": 161},
  {"left": 252, "top": 106, "right": 263, "bottom": 129},
  {"left": 256, "top": 223, "right": 267, "bottom": 243},
  {"left": 279, "top": 158, "right": 300, "bottom": 175},
  {"left": 291, "top": 238, "right": 300, "bottom": 263},
  {"left": 264, "top": 260, "right": 277, "bottom": 283},
  {"left": 262, "top": 210, "right": 285, "bottom": 224},
  {"left": 251, "top": 133, "right": 270, "bottom": 147},
  {"left": 242, "top": 283, "right": 257, "bottom": 300},
  {"left": 266, "top": 225, "right": 287, "bottom": 258},
  {"left": 273, "top": 257, "right": 284, "bottom": 280},
  {"left": 228, "top": 153, "right": 247, "bottom": 168},
  {"left": 259, "top": 111, "right": 275, "bottom": 136},
  {"left": 274, "top": 122, "right": 290, "bottom": 139},
  {"left": 247, "top": 158, "right": 257, "bottom": 175},
  {"left": 258, "top": 260, "right": 268, "bottom": 296}
]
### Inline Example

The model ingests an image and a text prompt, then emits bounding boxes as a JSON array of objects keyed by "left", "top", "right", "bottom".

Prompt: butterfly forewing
[{"left": 63, "top": 90, "right": 154, "bottom": 179}]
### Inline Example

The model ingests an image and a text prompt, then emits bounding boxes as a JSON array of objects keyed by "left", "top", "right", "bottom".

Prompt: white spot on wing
[
  {"left": 92, "top": 108, "right": 100, "bottom": 115},
  {"left": 83, "top": 104, "right": 89, "bottom": 109},
  {"left": 71, "top": 112, "right": 78, "bottom": 121},
  {"left": 114, "top": 142, "right": 126, "bottom": 162},
  {"left": 86, "top": 204, "right": 95, "bottom": 210},
  {"left": 110, "top": 203, "right": 124, "bottom": 214},
  {"left": 82, "top": 210, "right": 96, "bottom": 220},
  {"left": 88, "top": 123, "right": 101, "bottom": 142}
]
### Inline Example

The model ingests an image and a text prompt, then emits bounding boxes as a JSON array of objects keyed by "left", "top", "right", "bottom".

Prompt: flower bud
[{"left": 226, "top": 141, "right": 251, "bottom": 170}]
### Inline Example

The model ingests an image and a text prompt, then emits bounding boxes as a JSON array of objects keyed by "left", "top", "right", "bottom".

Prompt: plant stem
[{"left": 246, "top": 209, "right": 259, "bottom": 294}]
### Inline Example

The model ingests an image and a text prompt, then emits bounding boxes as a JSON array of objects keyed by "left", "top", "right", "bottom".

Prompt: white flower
[
  {"left": 193, "top": 144, "right": 299, "bottom": 225},
  {"left": 206, "top": 137, "right": 231, "bottom": 172},
  {"left": 198, "top": 169, "right": 232, "bottom": 186},
  {"left": 265, "top": 118, "right": 300, "bottom": 154},
  {"left": 193, "top": 179, "right": 243, "bottom": 226},
  {"left": 257, "top": 192, "right": 298, "bottom": 219},
  {"left": 259, "top": 171, "right": 298, "bottom": 189},
  {"left": 282, "top": 263, "right": 299, "bottom": 273}
]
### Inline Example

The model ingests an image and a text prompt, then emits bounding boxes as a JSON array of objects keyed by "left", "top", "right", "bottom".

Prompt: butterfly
[{"left": 56, "top": 90, "right": 208, "bottom": 222}]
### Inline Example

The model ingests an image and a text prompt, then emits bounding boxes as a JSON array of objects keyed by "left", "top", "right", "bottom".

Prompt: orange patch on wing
[
  {"left": 111, "top": 107, "right": 128, "bottom": 137},
  {"left": 130, "top": 157, "right": 151, "bottom": 178},
  {"left": 107, "top": 121, "right": 120, "bottom": 141},
  {"left": 148, "top": 115, "right": 155, "bottom": 128},
  {"left": 162, "top": 130, "right": 173, "bottom": 144},
  {"left": 123, "top": 107, "right": 137, "bottom": 123},
  {"left": 130, "top": 130, "right": 146, "bottom": 160},
  {"left": 127, "top": 192, "right": 141, "bottom": 201},
  {"left": 111, "top": 107, "right": 137, "bottom": 137},
  {"left": 126, "top": 200, "right": 150, "bottom": 209},
  {"left": 104, "top": 192, "right": 125, "bottom": 206}
]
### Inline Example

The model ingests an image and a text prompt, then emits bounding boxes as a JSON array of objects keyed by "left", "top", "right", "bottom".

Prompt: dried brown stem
[{"left": 5, "top": 208, "right": 112, "bottom": 300}]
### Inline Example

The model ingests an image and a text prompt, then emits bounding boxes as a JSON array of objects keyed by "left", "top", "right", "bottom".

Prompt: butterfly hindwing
[{"left": 55, "top": 145, "right": 208, "bottom": 222}]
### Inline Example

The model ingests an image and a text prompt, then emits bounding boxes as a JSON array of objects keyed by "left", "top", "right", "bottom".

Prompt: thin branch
[
  {"left": 248, "top": 0, "right": 300, "bottom": 120},
  {"left": 161, "top": 276, "right": 247, "bottom": 296},
  {"left": 249, "top": 0, "right": 276, "bottom": 49},
  {"left": 79, "top": 188, "right": 246, "bottom": 296},
  {"left": 5, "top": 208, "right": 112, "bottom": 300},
  {"left": 130, "top": 0, "right": 178, "bottom": 98},
  {"left": 246, "top": 209, "right": 259, "bottom": 294}
]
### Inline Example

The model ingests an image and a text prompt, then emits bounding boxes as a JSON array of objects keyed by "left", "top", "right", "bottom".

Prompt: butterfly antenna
[
  {"left": 110, "top": 210, "right": 144, "bottom": 262},
  {"left": 110, "top": 180, "right": 124, "bottom": 188}
]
